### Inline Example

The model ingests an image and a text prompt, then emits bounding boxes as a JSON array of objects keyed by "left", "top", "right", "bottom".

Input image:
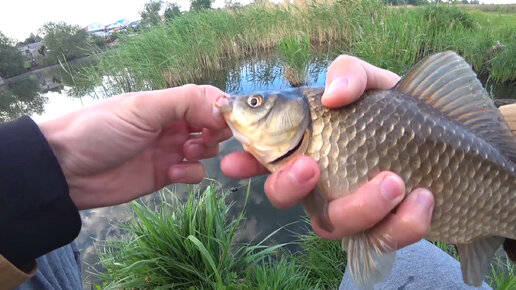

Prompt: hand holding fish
[
  {"left": 38, "top": 84, "right": 232, "bottom": 210},
  {"left": 218, "top": 52, "right": 516, "bottom": 288},
  {"left": 221, "top": 55, "right": 434, "bottom": 248}
]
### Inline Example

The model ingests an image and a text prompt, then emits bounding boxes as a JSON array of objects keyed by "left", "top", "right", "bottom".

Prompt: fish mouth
[{"left": 215, "top": 94, "right": 233, "bottom": 113}]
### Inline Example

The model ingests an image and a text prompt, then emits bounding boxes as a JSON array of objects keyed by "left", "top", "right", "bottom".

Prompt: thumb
[
  {"left": 322, "top": 55, "right": 400, "bottom": 108},
  {"left": 122, "top": 84, "right": 228, "bottom": 131}
]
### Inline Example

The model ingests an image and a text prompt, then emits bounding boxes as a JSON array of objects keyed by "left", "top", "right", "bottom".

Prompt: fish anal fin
[
  {"left": 395, "top": 51, "right": 516, "bottom": 162},
  {"left": 301, "top": 185, "right": 333, "bottom": 232},
  {"left": 456, "top": 236, "right": 504, "bottom": 286},
  {"left": 503, "top": 238, "right": 516, "bottom": 262},
  {"left": 343, "top": 231, "right": 396, "bottom": 290}
]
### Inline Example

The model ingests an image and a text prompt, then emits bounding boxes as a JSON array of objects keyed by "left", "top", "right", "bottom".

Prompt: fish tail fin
[
  {"left": 342, "top": 231, "right": 396, "bottom": 289},
  {"left": 456, "top": 236, "right": 505, "bottom": 286}
]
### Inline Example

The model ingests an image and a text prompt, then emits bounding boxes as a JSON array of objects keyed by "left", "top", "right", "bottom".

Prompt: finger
[
  {"left": 220, "top": 151, "right": 268, "bottom": 178},
  {"left": 312, "top": 172, "right": 405, "bottom": 240},
  {"left": 264, "top": 156, "right": 319, "bottom": 209},
  {"left": 202, "top": 127, "right": 233, "bottom": 146},
  {"left": 183, "top": 138, "right": 219, "bottom": 161},
  {"left": 199, "top": 85, "right": 227, "bottom": 103},
  {"left": 322, "top": 55, "right": 401, "bottom": 108},
  {"left": 168, "top": 162, "right": 205, "bottom": 184},
  {"left": 124, "top": 84, "right": 227, "bottom": 132},
  {"left": 371, "top": 188, "right": 434, "bottom": 250}
]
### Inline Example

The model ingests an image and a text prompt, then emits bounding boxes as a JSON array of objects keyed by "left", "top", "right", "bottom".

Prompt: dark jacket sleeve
[{"left": 0, "top": 116, "right": 81, "bottom": 269}]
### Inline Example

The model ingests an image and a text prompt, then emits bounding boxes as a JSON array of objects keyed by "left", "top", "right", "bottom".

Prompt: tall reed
[
  {"left": 278, "top": 34, "right": 311, "bottom": 86},
  {"left": 75, "top": 1, "right": 516, "bottom": 98}
]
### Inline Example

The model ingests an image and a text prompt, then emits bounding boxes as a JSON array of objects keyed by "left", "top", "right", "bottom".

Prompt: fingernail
[
  {"left": 322, "top": 77, "right": 348, "bottom": 101},
  {"left": 380, "top": 174, "right": 404, "bottom": 201},
  {"left": 416, "top": 189, "right": 434, "bottom": 210},
  {"left": 170, "top": 166, "right": 186, "bottom": 180},
  {"left": 288, "top": 158, "right": 315, "bottom": 185}
]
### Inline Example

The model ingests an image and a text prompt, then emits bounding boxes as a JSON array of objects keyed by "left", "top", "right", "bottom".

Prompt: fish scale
[
  {"left": 218, "top": 51, "right": 516, "bottom": 287},
  {"left": 304, "top": 88, "right": 516, "bottom": 242}
]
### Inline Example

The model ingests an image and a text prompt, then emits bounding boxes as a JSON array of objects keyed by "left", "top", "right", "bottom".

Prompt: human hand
[
  {"left": 39, "top": 84, "right": 231, "bottom": 210},
  {"left": 221, "top": 55, "right": 434, "bottom": 250}
]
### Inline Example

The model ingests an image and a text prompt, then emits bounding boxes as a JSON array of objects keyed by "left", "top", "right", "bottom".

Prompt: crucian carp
[{"left": 215, "top": 51, "right": 516, "bottom": 288}]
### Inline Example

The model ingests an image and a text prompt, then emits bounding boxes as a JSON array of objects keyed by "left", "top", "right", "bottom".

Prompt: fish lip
[{"left": 214, "top": 94, "right": 233, "bottom": 113}]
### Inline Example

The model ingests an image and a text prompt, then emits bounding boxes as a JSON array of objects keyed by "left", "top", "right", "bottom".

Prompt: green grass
[
  {"left": 94, "top": 183, "right": 515, "bottom": 289},
  {"left": 72, "top": 1, "right": 516, "bottom": 99},
  {"left": 467, "top": 4, "right": 516, "bottom": 14},
  {"left": 487, "top": 254, "right": 516, "bottom": 290},
  {"left": 278, "top": 34, "right": 311, "bottom": 86},
  {"left": 95, "top": 184, "right": 333, "bottom": 289}
]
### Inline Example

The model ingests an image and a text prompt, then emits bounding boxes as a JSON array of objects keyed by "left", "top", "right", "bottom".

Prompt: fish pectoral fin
[
  {"left": 301, "top": 186, "right": 333, "bottom": 232},
  {"left": 456, "top": 236, "right": 505, "bottom": 286},
  {"left": 343, "top": 231, "right": 396, "bottom": 290}
]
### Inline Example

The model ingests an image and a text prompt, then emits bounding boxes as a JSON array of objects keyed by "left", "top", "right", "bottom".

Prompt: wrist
[{"left": 38, "top": 117, "right": 78, "bottom": 206}]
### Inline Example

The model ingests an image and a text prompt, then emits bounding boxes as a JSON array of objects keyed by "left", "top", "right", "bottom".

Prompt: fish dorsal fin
[{"left": 395, "top": 51, "right": 516, "bottom": 161}]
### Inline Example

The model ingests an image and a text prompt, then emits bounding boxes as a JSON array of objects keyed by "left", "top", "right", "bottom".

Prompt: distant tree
[
  {"left": 384, "top": 0, "right": 407, "bottom": 5},
  {"left": 163, "top": 3, "right": 181, "bottom": 20},
  {"left": 19, "top": 33, "right": 42, "bottom": 46},
  {"left": 0, "top": 75, "right": 46, "bottom": 123},
  {"left": 385, "top": 0, "right": 427, "bottom": 5},
  {"left": 224, "top": 0, "right": 242, "bottom": 9},
  {"left": 39, "top": 22, "right": 88, "bottom": 64},
  {"left": 140, "top": 0, "right": 163, "bottom": 27},
  {"left": 190, "top": 0, "right": 212, "bottom": 11},
  {"left": 408, "top": 0, "right": 428, "bottom": 5},
  {"left": 0, "top": 32, "right": 26, "bottom": 78},
  {"left": 164, "top": 2, "right": 182, "bottom": 20}
]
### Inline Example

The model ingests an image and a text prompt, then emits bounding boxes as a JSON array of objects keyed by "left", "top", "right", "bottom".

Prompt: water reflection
[
  {"left": 0, "top": 75, "right": 47, "bottom": 122},
  {"left": 69, "top": 55, "right": 330, "bottom": 286}
]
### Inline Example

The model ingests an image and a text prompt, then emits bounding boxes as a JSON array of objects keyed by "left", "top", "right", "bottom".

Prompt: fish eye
[{"left": 247, "top": 95, "right": 263, "bottom": 108}]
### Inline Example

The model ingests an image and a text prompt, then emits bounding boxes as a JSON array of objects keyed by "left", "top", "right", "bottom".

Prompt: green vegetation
[
  {"left": 18, "top": 33, "right": 42, "bottom": 46},
  {"left": 487, "top": 255, "right": 516, "bottom": 290},
  {"left": 0, "top": 32, "right": 26, "bottom": 78},
  {"left": 278, "top": 34, "right": 311, "bottom": 87},
  {"left": 467, "top": 4, "right": 516, "bottom": 14},
  {"left": 38, "top": 22, "right": 90, "bottom": 66},
  {"left": 95, "top": 184, "right": 513, "bottom": 289},
  {"left": 140, "top": 0, "right": 165, "bottom": 28},
  {"left": 0, "top": 75, "right": 46, "bottom": 122},
  {"left": 74, "top": 1, "right": 516, "bottom": 98},
  {"left": 190, "top": 0, "right": 213, "bottom": 12},
  {"left": 96, "top": 185, "right": 343, "bottom": 289}
]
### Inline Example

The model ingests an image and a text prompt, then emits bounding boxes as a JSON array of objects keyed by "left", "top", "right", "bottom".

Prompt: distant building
[
  {"left": 105, "top": 18, "right": 130, "bottom": 32},
  {"left": 128, "top": 20, "right": 140, "bottom": 29},
  {"left": 17, "top": 42, "right": 43, "bottom": 67},
  {"left": 85, "top": 23, "right": 104, "bottom": 33},
  {"left": 85, "top": 23, "right": 107, "bottom": 37}
]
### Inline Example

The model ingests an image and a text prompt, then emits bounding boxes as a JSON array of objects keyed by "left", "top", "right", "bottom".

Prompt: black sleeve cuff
[{"left": 0, "top": 116, "right": 81, "bottom": 268}]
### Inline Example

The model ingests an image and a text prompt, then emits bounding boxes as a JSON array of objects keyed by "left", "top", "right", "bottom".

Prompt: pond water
[
  {"left": 1, "top": 53, "right": 514, "bottom": 287},
  {"left": 0, "top": 54, "right": 331, "bottom": 286}
]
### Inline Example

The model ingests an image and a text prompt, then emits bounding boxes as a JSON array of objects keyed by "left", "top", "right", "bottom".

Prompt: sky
[
  {"left": 1, "top": 0, "right": 515, "bottom": 42},
  {"left": 0, "top": 0, "right": 238, "bottom": 42}
]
